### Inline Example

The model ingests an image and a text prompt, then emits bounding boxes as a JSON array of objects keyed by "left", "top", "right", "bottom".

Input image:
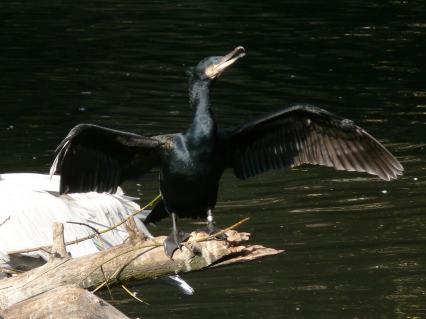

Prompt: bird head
[{"left": 187, "top": 46, "right": 246, "bottom": 81}]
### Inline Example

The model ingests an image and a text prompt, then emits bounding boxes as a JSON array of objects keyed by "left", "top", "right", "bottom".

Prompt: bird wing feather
[
  {"left": 51, "top": 124, "right": 163, "bottom": 194},
  {"left": 225, "top": 105, "right": 403, "bottom": 181}
]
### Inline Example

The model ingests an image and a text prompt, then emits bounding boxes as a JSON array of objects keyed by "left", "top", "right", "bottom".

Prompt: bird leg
[
  {"left": 164, "top": 213, "right": 190, "bottom": 258},
  {"left": 206, "top": 209, "right": 217, "bottom": 233},
  {"left": 200, "top": 209, "right": 227, "bottom": 240}
]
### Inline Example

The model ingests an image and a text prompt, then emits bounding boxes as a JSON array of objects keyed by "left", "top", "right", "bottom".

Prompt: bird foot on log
[
  {"left": 164, "top": 230, "right": 190, "bottom": 258},
  {"left": 190, "top": 229, "right": 250, "bottom": 244},
  {"left": 197, "top": 223, "right": 227, "bottom": 240}
]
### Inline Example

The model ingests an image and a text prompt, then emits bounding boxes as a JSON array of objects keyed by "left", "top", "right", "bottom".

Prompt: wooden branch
[
  {"left": 0, "top": 230, "right": 282, "bottom": 310},
  {"left": 49, "top": 222, "right": 70, "bottom": 261},
  {"left": 0, "top": 285, "right": 129, "bottom": 319},
  {"left": 124, "top": 217, "right": 146, "bottom": 244}
]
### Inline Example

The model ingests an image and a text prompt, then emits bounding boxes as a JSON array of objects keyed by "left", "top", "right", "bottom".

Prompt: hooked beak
[{"left": 205, "top": 46, "right": 246, "bottom": 79}]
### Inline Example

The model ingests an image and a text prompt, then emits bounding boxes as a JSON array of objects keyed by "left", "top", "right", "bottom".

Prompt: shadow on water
[{"left": 1, "top": 1, "right": 425, "bottom": 318}]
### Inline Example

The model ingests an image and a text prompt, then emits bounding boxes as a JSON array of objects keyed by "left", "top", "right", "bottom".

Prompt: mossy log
[{"left": 0, "top": 227, "right": 282, "bottom": 311}]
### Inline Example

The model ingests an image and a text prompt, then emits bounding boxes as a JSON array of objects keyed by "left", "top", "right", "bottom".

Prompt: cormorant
[{"left": 51, "top": 46, "right": 403, "bottom": 257}]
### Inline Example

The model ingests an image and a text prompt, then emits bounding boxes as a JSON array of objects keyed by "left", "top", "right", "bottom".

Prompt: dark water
[{"left": 1, "top": 1, "right": 425, "bottom": 318}]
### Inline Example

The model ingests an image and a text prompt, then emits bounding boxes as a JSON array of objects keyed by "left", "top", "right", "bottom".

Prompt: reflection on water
[{"left": 1, "top": 0, "right": 425, "bottom": 318}]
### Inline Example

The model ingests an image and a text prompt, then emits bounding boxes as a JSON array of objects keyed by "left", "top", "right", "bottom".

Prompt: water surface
[{"left": 1, "top": 1, "right": 425, "bottom": 318}]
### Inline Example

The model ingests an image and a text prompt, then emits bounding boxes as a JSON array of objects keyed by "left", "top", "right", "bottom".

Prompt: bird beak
[{"left": 206, "top": 46, "right": 246, "bottom": 78}]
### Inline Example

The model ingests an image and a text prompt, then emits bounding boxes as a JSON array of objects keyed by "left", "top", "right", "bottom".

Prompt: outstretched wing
[
  {"left": 225, "top": 105, "right": 403, "bottom": 181},
  {"left": 51, "top": 124, "right": 163, "bottom": 194}
]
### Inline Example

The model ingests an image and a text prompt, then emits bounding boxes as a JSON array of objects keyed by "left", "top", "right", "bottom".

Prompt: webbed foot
[{"left": 164, "top": 229, "right": 190, "bottom": 258}]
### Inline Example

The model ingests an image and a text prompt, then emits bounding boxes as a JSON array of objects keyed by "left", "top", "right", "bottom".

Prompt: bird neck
[
  {"left": 189, "top": 80, "right": 212, "bottom": 116},
  {"left": 188, "top": 79, "right": 216, "bottom": 138}
]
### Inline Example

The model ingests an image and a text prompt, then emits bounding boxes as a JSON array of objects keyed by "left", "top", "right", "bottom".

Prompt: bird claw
[
  {"left": 164, "top": 230, "right": 190, "bottom": 258},
  {"left": 199, "top": 223, "right": 227, "bottom": 240}
]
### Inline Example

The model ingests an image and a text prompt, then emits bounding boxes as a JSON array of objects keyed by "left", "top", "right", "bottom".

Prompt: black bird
[{"left": 51, "top": 46, "right": 403, "bottom": 256}]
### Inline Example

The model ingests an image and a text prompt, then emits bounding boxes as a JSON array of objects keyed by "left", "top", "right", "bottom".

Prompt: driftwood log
[
  {"left": 0, "top": 222, "right": 282, "bottom": 317},
  {"left": 0, "top": 285, "right": 129, "bottom": 319}
]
